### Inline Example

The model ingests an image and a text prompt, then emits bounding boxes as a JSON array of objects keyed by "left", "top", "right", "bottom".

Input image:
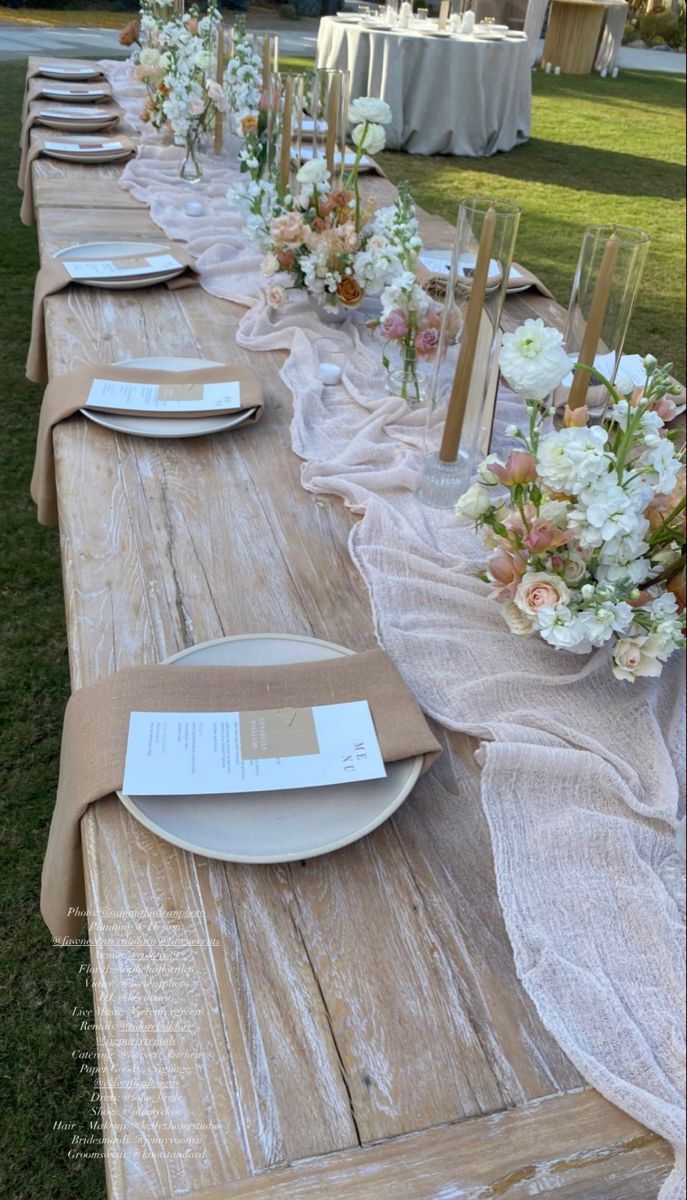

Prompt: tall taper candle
[
  {"left": 325, "top": 73, "right": 340, "bottom": 176},
  {"left": 213, "top": 26, "right": 225, "bottom": 153},
  {"left": 262, "top": 35, "right": 271, "bottom": 92},
  {"left": 439, "top": 205, "right": 496, "bottom": 463},
  {"left": 567, "top": 230, "right": 619, "bottom": 410},
  {"left": 279, "top": 74, "right": 294, "bottom": 192}
]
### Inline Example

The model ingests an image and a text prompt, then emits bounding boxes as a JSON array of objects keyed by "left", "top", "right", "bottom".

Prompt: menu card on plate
[
  {"left": 45, "top": 140, "right": 123, "bottom": 152},
  {"left": 63, "top": 253, "right": 181, "bottom": 280},
  {"left": 123, "top": 700, "right": 387, "bottom": 795},
  {"left": 86, "top": 376, "right": 242, "bottom": 416}
]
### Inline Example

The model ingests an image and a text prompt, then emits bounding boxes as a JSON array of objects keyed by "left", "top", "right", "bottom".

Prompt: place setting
[
  {"left": 19, "top": 135, "right": 135, "bottom": 228},
  {"left": 31, "top": 359, "right": 264, "bottom": 524}
]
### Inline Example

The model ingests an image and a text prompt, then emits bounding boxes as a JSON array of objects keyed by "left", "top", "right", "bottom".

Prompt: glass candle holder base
[{"left": 417, "top": 451, "right": 473, "bottom": 509}]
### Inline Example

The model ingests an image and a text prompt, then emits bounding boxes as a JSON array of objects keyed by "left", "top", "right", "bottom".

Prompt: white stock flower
[
  {"left": 296, "top": 158, "right": 331, "bottom": 186},
  {"left": 351, "top": 122, "right": 386, "bottom": 155},
  {"left": 261, "top": 252, "right": 280, "bottom": 277},
  {"left": 578, "top": 601, "right": 633, "bottom": 647},
  {"left": 348, "top": 96, "right": 392, "bottom": 125},
  {"left": 535, "top": 605, "right": 593, "bottom": 654},
  {"left": 455, "top": 483, "right": 492, "bottom": 521},
  {"left": 499, "top": 319, "right": 571, "bottom": 401},
  {"left": 638, "top": 439, "right": 681, "bottom": 495},
  {"left": 536, "top": 426, "right": 610, "bottom": 495}
]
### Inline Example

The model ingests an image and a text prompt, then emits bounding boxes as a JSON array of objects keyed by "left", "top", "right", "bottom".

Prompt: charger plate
[
  {"left": 82, "top": 356, "right": 258, "bottom": 440},
  {"left": 42, "top": 139, "right": 133, "bottom": 165},
  {"left": 118, "top": 634, "right": 423, "bottom": 863},
  {"left": 54, "top": 240, "right": 185, "bottom": 290}
]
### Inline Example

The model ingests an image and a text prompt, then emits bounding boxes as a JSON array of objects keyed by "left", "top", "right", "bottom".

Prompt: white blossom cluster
[{"left": 223, "top": 20, "right": 262, "bottom": 125}]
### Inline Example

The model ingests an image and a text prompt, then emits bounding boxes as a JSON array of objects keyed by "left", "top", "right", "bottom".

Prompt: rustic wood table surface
[{"left": 26, "top": 57, "right": 672, "bottom": 1200}]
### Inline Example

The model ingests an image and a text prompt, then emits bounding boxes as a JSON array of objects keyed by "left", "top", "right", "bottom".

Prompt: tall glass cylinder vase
[
  {"left": 554, "top": 224, "right": 650, "bottom": 423},
  {"left": 418, "top": 195, "right": 521, "bottom": 508},
  {"left": 276, "top": 72, "right": 305, "bottom": 195},
  {"left": 303, "top": 69, "right": 350, "bottom": 188}
]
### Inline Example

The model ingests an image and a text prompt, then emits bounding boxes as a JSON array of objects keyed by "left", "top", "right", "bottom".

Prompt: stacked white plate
[
  {"left": 35, "top": 106, "right": 119, "bottom": 133},
  {"left": 41, "top": 137, "right": 132, "bottom": 165},
  {"left": 37, "top": 64, "right": 104, "bottom": 82},
  {"left": 38, "top": 85, "right": 111, "bottom": 104},
  {"left": 82, "top": 356, "right": 259, "bottom": 441},
  {"left": 54, "top": 241, "right": 186, "bottom": 291}
]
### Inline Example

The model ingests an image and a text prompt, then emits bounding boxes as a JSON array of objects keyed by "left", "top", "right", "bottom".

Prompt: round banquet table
[{"left": 316, "top": 17, "right": 532, "bottom": 157}]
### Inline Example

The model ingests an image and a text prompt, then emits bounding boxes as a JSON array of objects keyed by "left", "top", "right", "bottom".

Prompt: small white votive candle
[
  {"left": 611, "top": 66, "right": 619, "bottom": 78},
  {"left": 318, "top": 361, "right": 343, "bottom": 386},
  {"left": 554, "top": 65, "right": 561, "bottom": 75},
  {"left": 186, "top": 200, "right": 204, "bottom": 217},
  {"left": 600, "top": 67, "right": 608, "bottom": 78}
]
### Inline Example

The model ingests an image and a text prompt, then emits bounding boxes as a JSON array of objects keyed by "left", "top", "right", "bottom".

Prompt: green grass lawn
[{"left": 0, "top": 55, "right": 684, "bottom": 1200}]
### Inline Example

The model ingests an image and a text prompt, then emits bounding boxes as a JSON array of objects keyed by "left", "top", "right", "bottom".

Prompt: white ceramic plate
[
  {"left": 41, "top": 142, "right": 132, "bottom": 165},
  {"left": 54, "top": 240, "right": 185, "bottom": 289},
  {"left": 476, "top": 22, "right": 509, "bottom": 30},
  {"left": 37, "top": 65, "right": 104, "bottom": 81},
  {"left": 36, "top": 113, "right": 119, "bottom": 133},
  {"left": 119, "top": 634, "right": 423, "bottom": 862},
  {"left": 81, "top": 356, "right": 258, "bottom": 440},
  {"left": 39, "top": 87, "right": 110, "bottom": 103}
]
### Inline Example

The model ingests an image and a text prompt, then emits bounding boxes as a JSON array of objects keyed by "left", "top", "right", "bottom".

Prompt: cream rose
[
  {"left": 612, "top": 635, "right": 665, "bottom": 682},
  {"left": 502, "top": 599, "right": 536, "bottom": 636},
  {"left": 514, "top": 571, "right": 570, "bottom": 615},
  {"left": 261, "top": 252, "right": 280, "bottom": 277},
  {"left": 264, "top": 283, "right": 286, "bottom": 309},
  {"left": 455, "top": 483, "right": 492, "bottom": 521}
]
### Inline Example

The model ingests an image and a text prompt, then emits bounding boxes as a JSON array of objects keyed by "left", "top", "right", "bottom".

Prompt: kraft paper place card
[
  {"left": 122, "top": 700, "right": 387, "bottom": 796},
  {"left": 85, "top": 377, "right": 242, "bottom": 417}
]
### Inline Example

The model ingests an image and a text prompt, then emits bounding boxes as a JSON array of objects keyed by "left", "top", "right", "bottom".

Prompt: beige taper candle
[
  {"left": 567, "top": 230, "right": 620, "bottom": 410},
  {"left": 279, "top": 75, "right": 294, "bottom": 192},
  {"left": 439, "top": 205, "right": 497, "bottom": 463},
  {"left": 213, "top": 25, "right": 225, "bottom": 154},
  {"left": 325, "top": 73, "right": 341, "bottom": 176}
]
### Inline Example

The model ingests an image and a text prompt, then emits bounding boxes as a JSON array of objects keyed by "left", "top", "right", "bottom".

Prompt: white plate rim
[
  {"left": 118, "top": 633, "right": 423, "bottom": 863},
  {"left": 54, "top": 241, "right": 185, "bottom": 288},
  {"left": 37, "top": 65, "right": 104, "bottom": 80},
  {"left": 80, "top": 355, "right": 258, "bottom": 440}
]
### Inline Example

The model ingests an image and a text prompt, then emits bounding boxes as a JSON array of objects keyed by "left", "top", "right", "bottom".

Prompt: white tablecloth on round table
[{"left": 316, "top": 17, "right": 532, "bottom": 157}]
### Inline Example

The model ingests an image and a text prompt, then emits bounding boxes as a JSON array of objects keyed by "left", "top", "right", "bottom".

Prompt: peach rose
[
  {"left": 514, "top": 571, "right": 569, "bottom": 616},
  {"left": 270, "top": 211, "right": 306, "bottom": 245},
  {"left": 487, "top": 550, "right": 526, "bottom": 598},
  {"left": 119, "top": 19, "right": 139, "bottom": 47},
  {"left": 522, "top": 519, "right": 571, "bottom": 554},
  {"left": 489, "top": 450, "right": 537, "bottom": 487},
  {"left": 336, "top": 277, "right": 363, "bottom": 308},
  {"left": 241, "top": 114, "right": 258, "bottom": 137}
]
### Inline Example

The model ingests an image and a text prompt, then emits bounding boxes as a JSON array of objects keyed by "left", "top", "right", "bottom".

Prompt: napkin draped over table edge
[
  {"left": 26, "top": 251, "right": 200, "bottom": 385},
  {"left": 18, "top": 98, "right": 123, "bottom": 193},
  {"left": 19, "top": 133, "right": 136, "bottom": 228},
  {"left": 20, "top": 73, "right": 113, "bottom": 133},
  {"left": 31, "top": 362, "right": 264, "bottom": 525},
  {"left": 41, "top": 653, "right": 442, "bottom": 941}
]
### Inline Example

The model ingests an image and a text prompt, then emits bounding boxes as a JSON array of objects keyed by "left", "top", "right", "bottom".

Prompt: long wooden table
[{"left": 27, "top": 58, "right": 673, "bottom": 1200}]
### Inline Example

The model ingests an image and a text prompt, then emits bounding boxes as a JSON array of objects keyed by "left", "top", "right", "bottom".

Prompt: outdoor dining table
[
  {"left": 24, "top": 54, "right": 675, "bottom": 1200},
  {"left": 315, "top": 16, "right": 532, "bottom": 155}
]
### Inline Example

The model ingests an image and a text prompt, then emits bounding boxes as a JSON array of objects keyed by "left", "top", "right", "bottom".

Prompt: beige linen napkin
[
  {"left": 416, "top": 258, "right": 554, "bottom": 301},
  {"left": 18, "top": 100, "right": 122, "bottom": 191},
  {"left": 26, "top": 250, "right": 200, "bottom": 384},
  {"left": 41, "top": 653, "right": 442, "bottom": 939},
  {"left": 32, "top": 362, "right": 263, "bottom": 524},
  {"left": 20, "top": 134, "right": 135, "bottom": 228}
]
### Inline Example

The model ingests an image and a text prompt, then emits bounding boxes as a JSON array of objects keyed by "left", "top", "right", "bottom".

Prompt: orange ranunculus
[
  {"left": 119, "top": 19, "right": 139, "bottom": 46},
  {"left": 336, "top": 278, "right": 363, "bottom": 308},
  {"left": 241, "top": 115, "right": 258, "bottom": 137}
]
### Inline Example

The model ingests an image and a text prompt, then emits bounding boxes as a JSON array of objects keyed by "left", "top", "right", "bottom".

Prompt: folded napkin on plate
[
  {"left": 26, "top": 250, "right": 199, "bottom": 384},
  {"left": 32, "top": 362, "right": 263, "bottom": 523},
  {"left": 415, "top": 256, "right": 554, "bottom": 301},
  {"left": 20, "top": 133, "right": 135, "bottom": 228},
  {"left": 18, "top": 99, "right": 122, "bottom": 191},
  {"left": 41, "top": 653, "right": 442, "bottom": 939},
  {"left": 21, "top": 74, "right": 112, "bottom": 130}
]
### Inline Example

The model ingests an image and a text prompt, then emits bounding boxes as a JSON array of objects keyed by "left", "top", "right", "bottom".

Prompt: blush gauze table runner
[{"left": 41, "top": 653, "right": 441, "bottom": 940}]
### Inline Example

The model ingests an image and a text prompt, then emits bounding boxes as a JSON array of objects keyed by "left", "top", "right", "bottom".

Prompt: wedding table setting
[
  {"left": 16, "top": 2, "right": 685, "bottom": 1198},
  {"left": 315, "top": 8, "right": 532, "bottom": 155}
]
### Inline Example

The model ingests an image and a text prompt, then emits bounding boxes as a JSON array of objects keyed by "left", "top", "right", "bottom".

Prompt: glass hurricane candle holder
[
  {"left": 418, "top": 195, "right": 521, "bottom": 508},
  {"left": 302, "top": 68, "right": 350, "bottom": 188},
  {"left": 555, "top": 224, "right": 650, "bottom": 423}
]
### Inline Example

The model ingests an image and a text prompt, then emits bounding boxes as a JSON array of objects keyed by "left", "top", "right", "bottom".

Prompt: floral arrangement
[
  {"left": 223, "top": 16, "right": 263, "bottom": 133},
  {"left": 456, "top": 320, "right": 685, "bottom": 681},
  {"left": 232, "top": 96, "right": 427, "bottom": 315},
  {"left": 132, "top": 0, "right": 224, "bottom": 168}
]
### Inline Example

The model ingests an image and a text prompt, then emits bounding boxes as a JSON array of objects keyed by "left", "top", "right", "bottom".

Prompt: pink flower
[
  {"left": 487, "top": 549, "right": 527, "bottom": 597},
  {"left": 381, "top": 310, "right": 407, "bottom": 340},
  {"left": 270, "top": 212, "right": 306, "bottom": 245},
  {"left": 563, "top": 404, "right": 589, "bottom": 428},
  {"left": 490, "top": 450, "right": 537, "bottom": 487},
  {"left": 652, "top": 394, "right": 679, "bottom": 422},
  {"left": 188, "top": 96, "right": 205, "bottom": 117},
  {"left": 414, "top": 327, "right": 440, "bottom": 359},
  {"left": 514, "top": 571, "right": 569, "bottom": 615},
  {"left": 522, "top": 519, "right": 571, "bottom": 554}
]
